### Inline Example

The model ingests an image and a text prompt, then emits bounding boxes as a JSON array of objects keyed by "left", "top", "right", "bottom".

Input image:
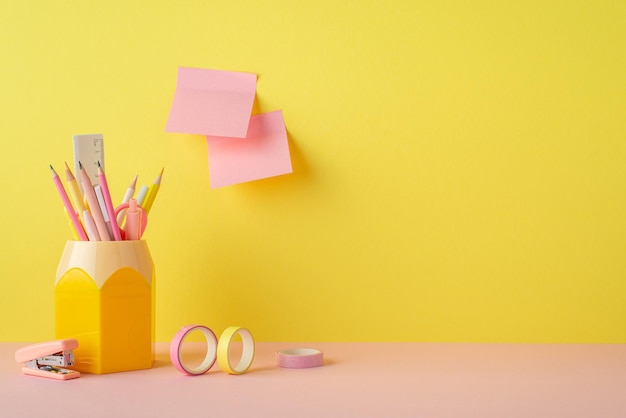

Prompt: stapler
[{"left": 15, "top": 339, "right": 81, "bottom": 380}]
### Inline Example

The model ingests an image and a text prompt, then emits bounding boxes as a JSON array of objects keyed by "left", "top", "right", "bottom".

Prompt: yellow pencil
[
  {"left": 142, "top": 167, "right": 164, "bottom": 214},
  {"left": 64, "top": 161, "right": 86, "bottom": 224}
]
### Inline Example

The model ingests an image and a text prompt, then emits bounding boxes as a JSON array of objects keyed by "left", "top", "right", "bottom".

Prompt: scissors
[{"left": 114, "top": 199, "right": 148, "bottom": 240}]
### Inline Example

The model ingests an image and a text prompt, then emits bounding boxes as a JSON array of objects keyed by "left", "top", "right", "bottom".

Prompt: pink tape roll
[
  {"left": 170, "top": 325, "right": 218, "bottom": 375},
  {"left": 276, "top": 348, "right": 324, "bottom": 369}
]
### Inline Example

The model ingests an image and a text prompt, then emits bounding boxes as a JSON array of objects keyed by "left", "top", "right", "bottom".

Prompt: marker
[
  {"left": 97, "top": 162, "right": 122, "bottom": 241},
  {"left": 78, "top": 161, "right": 111, "bottom": 241},
  {"left": 50, "top": 165, "right": 88, "bottom": 241},
  {"left": 125, "top": 198, "right": 142, "bottom": 240}
]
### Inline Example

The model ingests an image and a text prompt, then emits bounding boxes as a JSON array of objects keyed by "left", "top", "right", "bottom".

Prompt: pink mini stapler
[{"left": 15, "top": 339, "right": 81, "bottom": 380}]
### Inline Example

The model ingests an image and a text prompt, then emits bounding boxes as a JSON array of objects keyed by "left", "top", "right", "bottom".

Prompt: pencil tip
[{"left": 78, "top": 161, "right": 83, "bottom": 169}]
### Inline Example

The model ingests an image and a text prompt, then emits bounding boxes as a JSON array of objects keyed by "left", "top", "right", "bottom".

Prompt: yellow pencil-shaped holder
[{"left": 54, "top": 240, "right": 155, "bottom": 374}]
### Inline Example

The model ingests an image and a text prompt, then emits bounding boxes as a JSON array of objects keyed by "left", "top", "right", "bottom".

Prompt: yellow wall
[{"left": 1, "top": 1, "right": 625, "bottom": 343}]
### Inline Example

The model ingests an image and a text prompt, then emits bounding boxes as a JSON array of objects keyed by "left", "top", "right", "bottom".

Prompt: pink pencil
[
  {"left": 96, "top": 162, "right": 122, "bottom": 241},
  {"left": 50, "top": 165, "right": 88, "bottom": 241},
  {"left": 78, "top": 161, "right": 111, "bottom": 241}
]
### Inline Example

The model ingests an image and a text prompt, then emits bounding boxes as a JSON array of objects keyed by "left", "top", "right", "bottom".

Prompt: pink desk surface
[{"left": 1, "top": 342, "right": 625, "bottom": 418}]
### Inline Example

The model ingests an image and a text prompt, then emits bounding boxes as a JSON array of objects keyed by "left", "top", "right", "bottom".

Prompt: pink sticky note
[
  {"left": 165, "top": 67, "right": 257, "bottom": 138},
  {"left": 206, "top": 110, "right": 292, "bottom": 188}
]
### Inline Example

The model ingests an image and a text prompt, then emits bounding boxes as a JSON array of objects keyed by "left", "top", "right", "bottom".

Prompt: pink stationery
[
  {"left": 206, "top": 110, "right": 293, "bottom": 188},
  {"left": 165, "top": 67, "right": 257, "bottom": 138}
]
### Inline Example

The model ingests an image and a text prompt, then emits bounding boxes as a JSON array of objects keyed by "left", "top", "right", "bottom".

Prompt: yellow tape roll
[{"left": 216, "top": 326, "right": 255, "bottom": 375}]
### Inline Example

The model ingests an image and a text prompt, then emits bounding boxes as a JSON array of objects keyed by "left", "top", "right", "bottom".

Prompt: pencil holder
[{"left": 54, "top": 240, "right": 155, "bottom": 374}]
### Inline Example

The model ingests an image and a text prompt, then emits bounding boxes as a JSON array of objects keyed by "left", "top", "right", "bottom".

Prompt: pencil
[
  {"left": 78, "top": 161, "right": 111, "bottom": 241},
  {"left": 50, "top": 165, "right": 88, "bottom": 241},
  {"left": 97, "top": 162, "right": 122, "bottom": 240},
  {"left": 64, "top": 162, "right": 86, "bottom": 225},
  {"left": 116, "top": 174, "right": 138, "bottom": 225},
  {"left": 142, "top": 167, "right": 164, "bottom": 214}
]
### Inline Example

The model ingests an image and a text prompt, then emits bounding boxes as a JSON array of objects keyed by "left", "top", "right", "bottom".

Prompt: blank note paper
[
  {"left": 165, "top": 67, "right": 257, "bottom": 138},
  {"left": 206, "top": 110, "right": 292, "bottom": 188}
]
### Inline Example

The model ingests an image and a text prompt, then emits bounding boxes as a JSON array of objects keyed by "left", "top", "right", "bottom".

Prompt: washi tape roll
[
  {"left": 216, "top": 326, "right": 255, "bottom": 375},
  {"left": 276, "top": 348, "right": 324, "bottom": 368},
  {"left": 170, "top": 325, "right": 218, "bottom": 375}
]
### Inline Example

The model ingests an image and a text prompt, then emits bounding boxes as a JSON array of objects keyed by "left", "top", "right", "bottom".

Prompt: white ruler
[{"left": 73, "top": 133, "right": 105, "bottom": 192}]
